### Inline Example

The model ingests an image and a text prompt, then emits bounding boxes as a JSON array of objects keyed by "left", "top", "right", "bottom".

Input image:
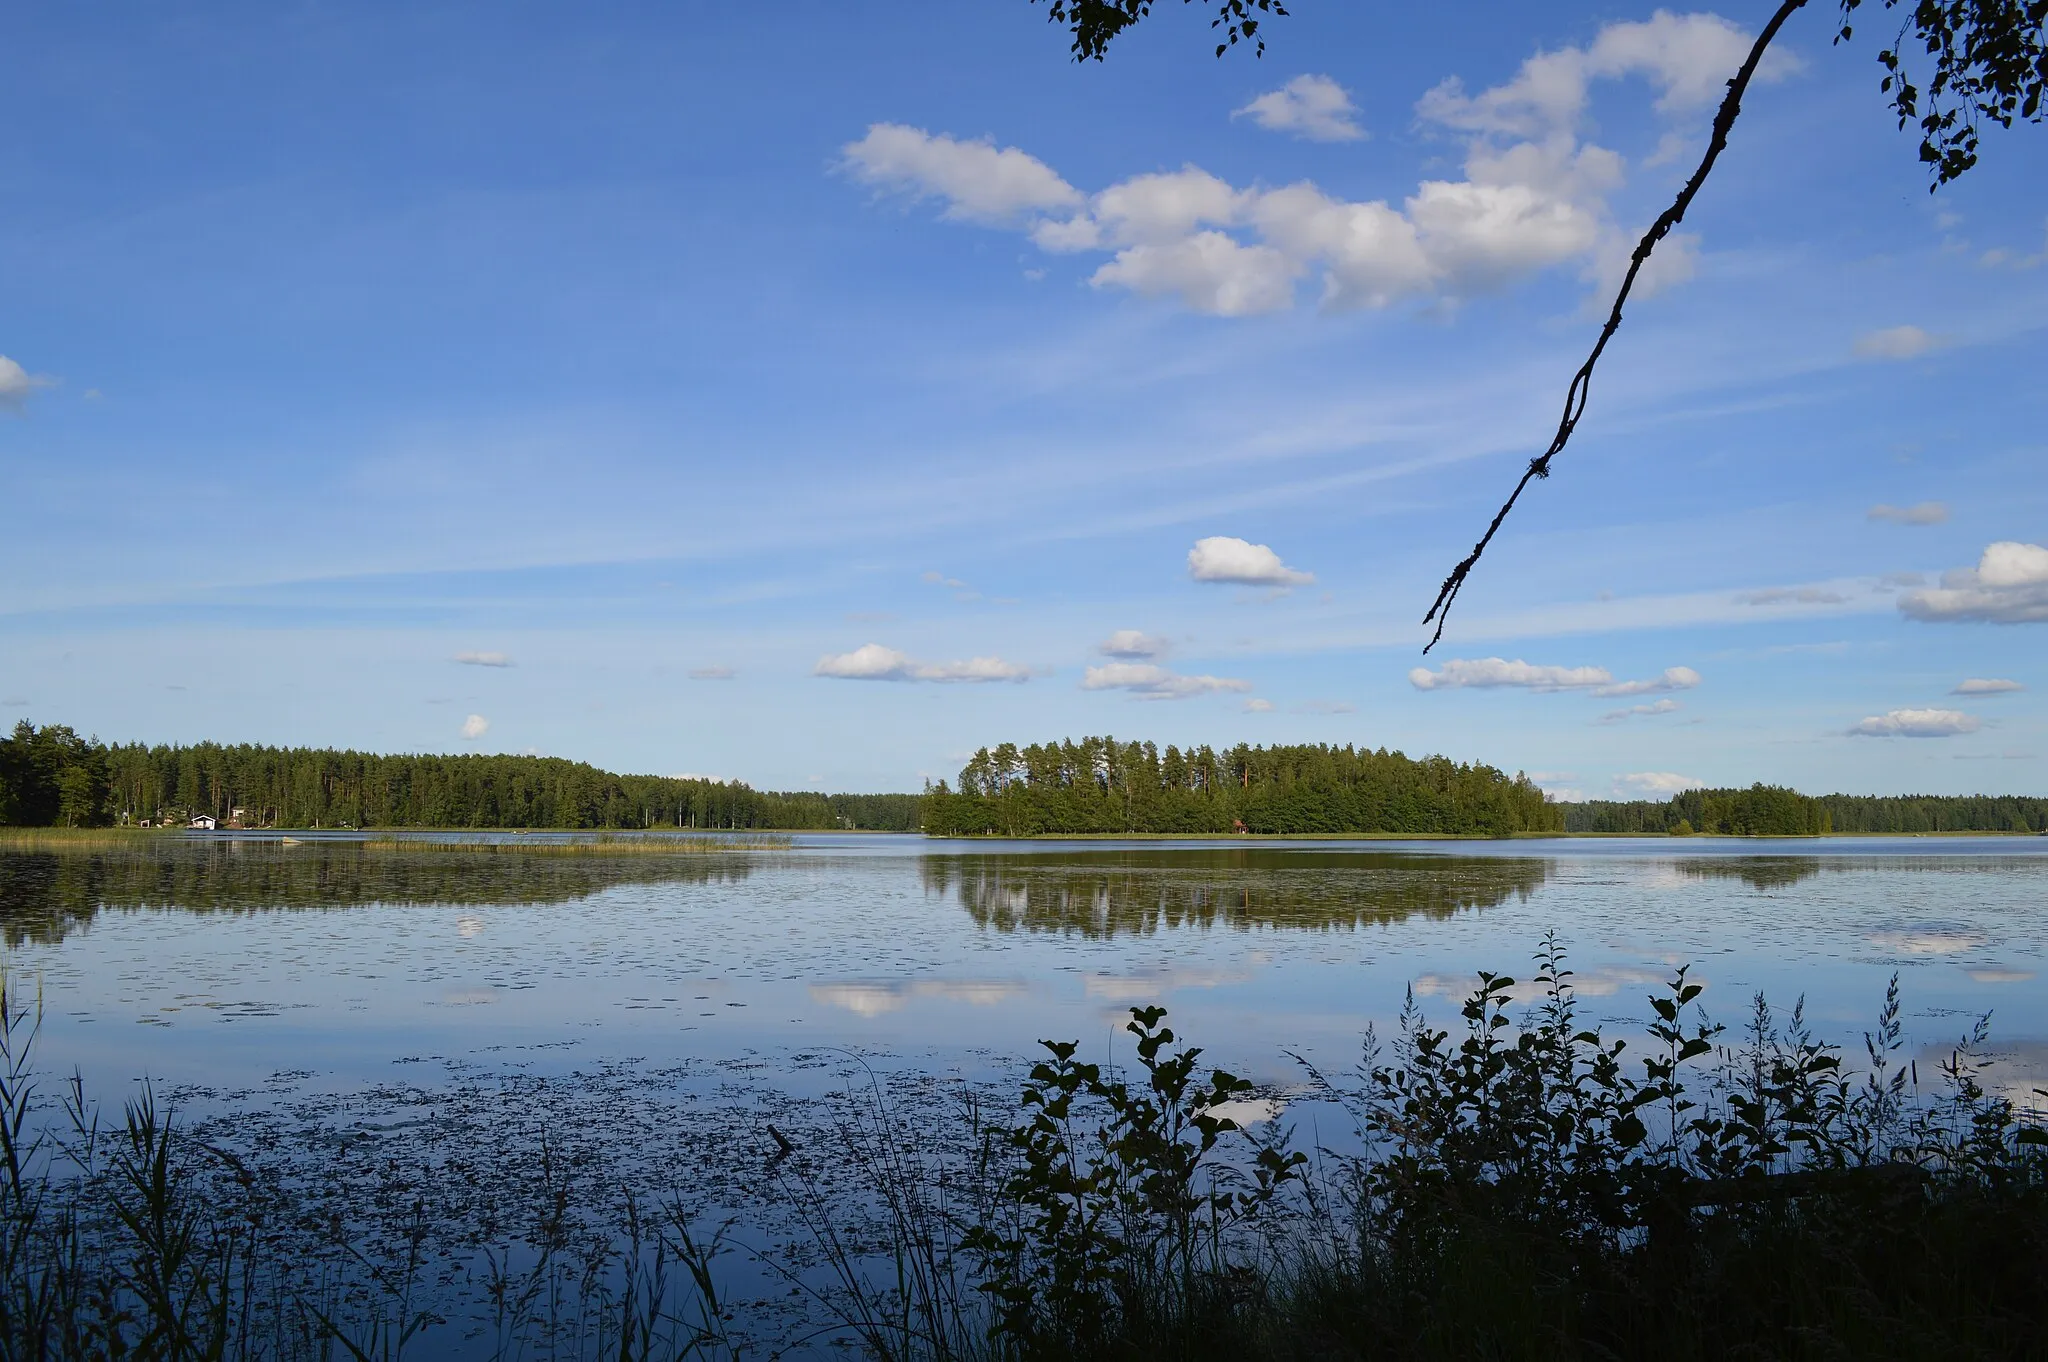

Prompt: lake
[
  {"left": 7, "top": 834, "right": 2045, "bottom": 1096},
  {"left": 3, "top": 832, "right": 2044, "bottom": 1351}
]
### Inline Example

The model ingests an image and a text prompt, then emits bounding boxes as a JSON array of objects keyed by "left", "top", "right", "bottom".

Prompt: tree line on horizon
[
  {"left": 4, "top": 721, "right": 2043, "bottom": 837},
  {"left": 0, "top": 722, "right": 919, "bottom": 832},
  {"left": 922, "top": 737, "right": 1562, "bottom": 836},
  {"left": 1569, "top": 787, "right": 2048, "bottom": 835}
]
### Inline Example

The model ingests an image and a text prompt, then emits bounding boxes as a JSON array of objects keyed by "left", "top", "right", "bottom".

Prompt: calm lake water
[
  {"left": 5, "top": 832, "right": 2045, "bottom": 1352},
  {"left": 6, "top": 833, "right": 2046, "bottom": 1102}
]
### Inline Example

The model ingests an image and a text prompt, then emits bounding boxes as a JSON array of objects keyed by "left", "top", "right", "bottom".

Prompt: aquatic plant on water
[{"left": 0, "top": 933, "right": 2041, "bottom": 1359}]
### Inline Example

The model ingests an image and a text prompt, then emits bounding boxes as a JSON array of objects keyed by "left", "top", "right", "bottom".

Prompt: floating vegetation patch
[
  {"left": 0, "top": 826, "right": 186, "bottom": 849},
  {"left": 362, "top": 832, "right": 794, "bottom": 855},
  {"left": 3, "top": 942, "right": 2045, "bottom": 1360}
]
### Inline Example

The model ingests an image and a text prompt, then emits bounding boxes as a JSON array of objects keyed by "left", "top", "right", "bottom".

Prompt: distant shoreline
[
  {"left": 5, "top": 826, "right": 2042, "bottom": 845},
  {"left": 917, "top": 828, "right": 2047, "bottom": 841}
]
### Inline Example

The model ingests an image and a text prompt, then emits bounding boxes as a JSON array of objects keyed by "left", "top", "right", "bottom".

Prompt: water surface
[{"left": 7, "top": 833, "right": 2045, "bottom": 1102}]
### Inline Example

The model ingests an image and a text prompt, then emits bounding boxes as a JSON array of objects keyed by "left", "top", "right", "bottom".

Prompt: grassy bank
[
  {"left": 0, "top": 944, "right": 2041, "bottom": 1360},
  {"left": 0, "top": 826, "right": 183, "bottom": 849}
]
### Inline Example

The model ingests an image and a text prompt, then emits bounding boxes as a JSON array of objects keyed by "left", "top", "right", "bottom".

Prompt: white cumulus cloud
[
  {"left": 841, "top": 13, "right": 1781, "bottom": 315},
  {"left": 1617, "top": 771, "right": 1701, "bottom": 795},
  {"left": 1417, "top": 11, "right": 1777, "bottom": 135},
  {"left": 1900, "top": 541, "right": 2048, "bottom": 624},
  {"left": 814, "top": 643, "right": 1030, "bottom": 684},
  {"left": 1187, "top": 536, "right": 1314, "bottom": 587},
  {"left": 1868, "top": 501, "right": 1949, "bottom": 525},
  {"left": 0, "top": 356, "right": 55, "bottom": 413},
  {"left": 1854, "top": 324, "right": 1935, "bottom": 360},
  {"left": 1408, "top": 658, "right": 1695, "bottom": 696},
  {"left": 1953, "top": 677, "right": 2023, "bottom": 695},
  {"left": 1234, "top": 74, "right": 1366, "bottom": 142},
  {"left": 461, "top": 714, "right": 490, "bottom": 739},
  {"left": 1082, "top": 662, "right": 1252, "bottom": 701},
  {"left": 842, "top": 124, "right": 1081, "bottom": 223},
  {"left": 454, "top": 651, "right": 513, "bottom": 667},
  {"left": 1089, "top": 231, "right": 1300, "bottom": 316},
  {"left": 1098, "top": 630, "right": 1172, "bottom": 659},
  {"left": 1592, "top": 666, "right": 1701, "bottom": 697},
  {"left": 1848, "top": 708, "right": 1981, "bottom": 738},
  {"left": 1411, "top": 657, "right": 1612, "bottom": 691}
]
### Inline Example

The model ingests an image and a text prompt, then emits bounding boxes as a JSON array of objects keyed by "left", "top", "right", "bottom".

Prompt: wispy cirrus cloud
[
  {"left": 1853, "top": 324, "right": 1935, "bottom": 359},
  {"left": 1867, "top": 501, "right": 1948, "bottom": 526},
  {"left": 454, "top": 651, "right": 513, "bottom": 667},
  {"left": 814, "top": 643, "right": 1031, "bottom": 683},
  {"left": 1737, "top": 586, "right": 1849, "bottom": 606},
  {"left": 922, "top": 569, "right": 980, "bottom": 601},
  {"left": 688, "top": 665, "right": 736, "bottom": 680},
  {"left": 1600, "top": 698, "right": 1682, "bottom": 723}
]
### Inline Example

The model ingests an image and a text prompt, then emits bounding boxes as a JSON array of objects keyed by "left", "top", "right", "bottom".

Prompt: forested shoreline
[
  {"left": 922, "top": 737, "right": 1563, "bottom": 836},
  {"left": 5, "top": 721, "right": 2043, "bottom": 836},
  {"left": 0, "top": 722, "right": 919, "bottom": 831},
  {"left": 1568, "top": 787, "right": 2048, "bottom": 835}
]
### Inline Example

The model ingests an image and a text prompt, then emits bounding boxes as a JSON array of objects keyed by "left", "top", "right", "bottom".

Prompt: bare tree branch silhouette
[{"left": 1420, "top": 0, "right": 1812, "bottom": 651}]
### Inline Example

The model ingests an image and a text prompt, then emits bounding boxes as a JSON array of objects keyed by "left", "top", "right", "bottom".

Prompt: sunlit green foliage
[
  {"left": 0, "top": 722, "right": 919, "bottom": 830},
  {"left": 1570, "top": 785, "right": 2048, "bottom": 834},
  {"left": 924, "top": 737, "right": 1561, "bottom": 837},
  {"left": 0, "top": 723, "right": 110, "bottom": 828},
  {"left": 1568, "top": 784, "right": 1834, "bottom": 835}
]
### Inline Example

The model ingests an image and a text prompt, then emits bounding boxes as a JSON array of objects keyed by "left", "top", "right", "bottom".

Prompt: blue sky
[{"left": 2, "top": 1, "right": 2043, "bottom": 797}]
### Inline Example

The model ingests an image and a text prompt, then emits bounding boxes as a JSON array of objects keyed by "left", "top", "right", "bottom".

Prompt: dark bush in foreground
[
  {"left": 0, "top": 939, "right": 2042, "bottom": 1360},
  {"left": 805, "top": 937, "right": 2047, "bottom": 1361}
]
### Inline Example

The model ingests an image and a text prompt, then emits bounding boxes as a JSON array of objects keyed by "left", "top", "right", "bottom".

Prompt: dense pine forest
[
  {"left": 921, "top": 737, "right": 1562, "bottom": 836},
  {"left": 7, "top": 721, "right": 2044, "bottom": 836},
  {"left": 1564, "top": 785, "right": 1833, "bottom": 836},
  {"left": 1567, "top": 787, "right": 2048, "bottom": 835},
  {"left": 0, "top": 722, "right": 919, "bottom": 831}
]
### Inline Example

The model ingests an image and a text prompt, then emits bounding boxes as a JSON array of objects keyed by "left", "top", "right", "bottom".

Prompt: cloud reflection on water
[{"left": 808, "top": 978, "right": 1030, "bottom": 1017}]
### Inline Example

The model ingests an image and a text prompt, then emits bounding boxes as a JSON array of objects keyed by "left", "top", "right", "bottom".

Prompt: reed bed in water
[
  {"left": 0, "top": 936, "right": 2042, "bottom": 1360},
  {"left": 0, "top": 826, "right": 182, "bottom": 849},
  {"left": 361, "top": 831, "right": 793, "bottom": 855}
]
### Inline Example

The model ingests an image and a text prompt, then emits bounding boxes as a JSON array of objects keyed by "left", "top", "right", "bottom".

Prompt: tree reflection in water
[
  {"left": 1674, "top": 857, "right": 1823, "bottom": 892},
  {"left": 927, "top": 849, "right": 1551, "bottom": 937},
  {"left": 0, "top": 841, "right": 757, "bottom": 947}
]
